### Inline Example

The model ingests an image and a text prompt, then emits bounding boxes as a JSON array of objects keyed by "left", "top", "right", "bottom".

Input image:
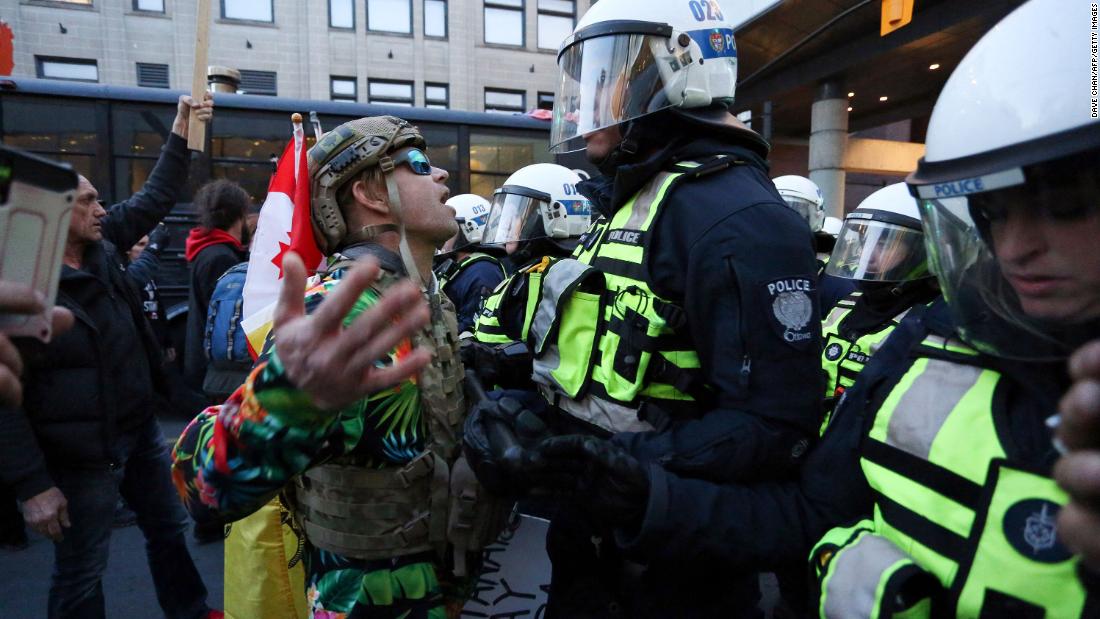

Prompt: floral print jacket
[{"left": 172, "top": 266, "right": 465, "bottom": 619}]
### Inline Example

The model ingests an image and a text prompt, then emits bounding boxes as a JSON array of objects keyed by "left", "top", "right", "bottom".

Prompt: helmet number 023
[{"left": 688, "top": 0, "right": 724, "bottom": 22}]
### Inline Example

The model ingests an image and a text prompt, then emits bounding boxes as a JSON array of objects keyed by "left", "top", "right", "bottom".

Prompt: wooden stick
[{"left": 188, "top": 0, "right": 212, "bottom": 151}]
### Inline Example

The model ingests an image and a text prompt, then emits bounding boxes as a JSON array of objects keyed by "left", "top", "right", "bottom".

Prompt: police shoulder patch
[{"left": 764, "top": 276, "right": 816, "bottom": 349}]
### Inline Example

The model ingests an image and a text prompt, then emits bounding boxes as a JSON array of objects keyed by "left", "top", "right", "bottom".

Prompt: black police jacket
[
  {"left": 578, "top": 130, "right": 824, "bottom": 483},
  {"left": 5, "top": 134, "right": 187, "bottom": 492},
  {"left": 614, "top": 299, "right": 1071, "bottom": 577}
]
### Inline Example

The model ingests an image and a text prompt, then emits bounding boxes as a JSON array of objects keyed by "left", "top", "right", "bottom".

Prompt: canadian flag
[{"left": 240, "top": 119, "right": 324, "bottom": 357}]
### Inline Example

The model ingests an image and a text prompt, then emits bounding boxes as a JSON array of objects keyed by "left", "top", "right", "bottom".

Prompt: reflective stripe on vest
[
  {"left": 437, "top": 252, "right": 505, "bottom": 291},
  {"left": 819, "top": 291, "right": 909, "bottom": 434},
  {"left": 841, "top": 349, "right": 1090, "bottom": 616},
  {"left": 526, "top": 163, "right": 706, "bottom": 434},
  {"left": 473, "top": 259, "right": 551, "bottom": 346},
  {"left": 821, "top": 529, "right": 925, "bottom": 619}
]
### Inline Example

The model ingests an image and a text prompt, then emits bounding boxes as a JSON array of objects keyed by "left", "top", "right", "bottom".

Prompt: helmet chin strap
[
  {"left": 379, "top": 156, "right": 429, "bottom": 291},
  {"left": 594, "top": 120, "right": 643, "bottom": 176}
]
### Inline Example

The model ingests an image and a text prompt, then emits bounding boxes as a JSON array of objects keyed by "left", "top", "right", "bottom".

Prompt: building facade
[{"left": 3, "top": 0, "right": 595, "bottom": 112}]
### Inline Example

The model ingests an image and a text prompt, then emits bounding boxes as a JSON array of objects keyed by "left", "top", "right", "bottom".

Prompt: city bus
[{"left": 0, "top": 77, "right": 583, "bottom": 310}]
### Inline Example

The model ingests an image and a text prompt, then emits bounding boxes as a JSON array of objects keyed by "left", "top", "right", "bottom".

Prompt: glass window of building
[
  {"left": 331, "top": 76, "right": 358, "bottom": 101},
  {"left": 484, "top": 0, "right": 524, "bottom": 46},
  {"left": 469, "top": 131, "right": 554, "bottom": 198},
  {"left": 485, "top": 88, "right": 526, "bottom": 114},
  {"left": 35, "top": 57, "right": 98, "bottom": 82},
  {"left": 133, "top": 0, "right": 165, "bottom": 11},
  {"left": 368, "top": 80, "right": 414, "bottom": 106},
  {"left": 425, "top": 83, "right": 449, "bottom": 109},
  {"left": 367, "top": 0, "right": 412, "bottom": 34},
  {"left": 52, "top": 0, "right": 92, "bottom": 4},
  {"left": 329, "top": 0, "right": 354, "bottom": 28},
  {"left": 424, "top": 0, "right": 447, "bottom": 38},
  {"left": 537, "top": 0, "right": 574, "bottom": 50},
  {"left": 537, "top": 91, "right": 554, "bottom": 111},
  {"left": 222, "top": 0, "right": 273, "bottom": 22}
]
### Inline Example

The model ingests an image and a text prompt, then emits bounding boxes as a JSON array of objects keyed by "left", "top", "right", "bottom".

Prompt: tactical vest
[
  {"left": 290, "top": 258, "right": 509, "bottom": 575},
  {"left": 819, "top": 291, "right": 911, "bottom": 432},
  {"left": 473, "top": 256, "right": 554, "bottom": 347},
  {"left": 813, "top": 336, "right": 1093, "bottom": 617},
  {"left": 525, "top": 160, "right": 724, "bottom": 434},
  {"left": 435, "top": 251, "right": 505, "bottom": 291}
]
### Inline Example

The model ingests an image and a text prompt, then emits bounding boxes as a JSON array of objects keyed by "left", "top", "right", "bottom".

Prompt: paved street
[{"left": 0, "top": 418, "right": 224, "bottom": 619}]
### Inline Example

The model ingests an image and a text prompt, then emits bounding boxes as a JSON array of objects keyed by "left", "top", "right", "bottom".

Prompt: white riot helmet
[
  {"left": 906, "top": 0, "right": 1100, "bottom": 360},
  {"left": 825, "top": 183, "right": 929, "bottom": 284},
  {"left": 821, "top": 217, "right": 843, "bottom": 238},
  {"left": 773, "top": 175, "right": 825, "bottom": 233},
  {"left": 550, "top": 0, "right": 739, "bottom": 153},
  {"left": 482, "top": 164, "right": 592, "bottom": 253},
  {"left": 446, "top": 194, "right": 492, "bottom": 252}
]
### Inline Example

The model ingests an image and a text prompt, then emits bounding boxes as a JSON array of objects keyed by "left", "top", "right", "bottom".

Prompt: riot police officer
[
  {"left": 514, "top": 1, "right": 1100, "bottom": 616},
  {"left": 434, "top": 193, "right": 506, "bottom": 333},
  {"left": 465, "top": 0, "right": 822, "bottom": 616}
]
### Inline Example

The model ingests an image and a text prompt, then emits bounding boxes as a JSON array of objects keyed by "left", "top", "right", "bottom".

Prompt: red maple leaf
[{"left": 271, "top": 240, "right": 291, "bottom": 277}]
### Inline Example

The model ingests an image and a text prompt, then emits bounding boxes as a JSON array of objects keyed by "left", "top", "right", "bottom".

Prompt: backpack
[{"left": 203, "top": 262, "right": 251, "bottom": 369}]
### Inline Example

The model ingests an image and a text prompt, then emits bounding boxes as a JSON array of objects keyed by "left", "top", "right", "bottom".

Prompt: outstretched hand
[{"left": 272, "top": 252, "right": 432, "bottom": 412}]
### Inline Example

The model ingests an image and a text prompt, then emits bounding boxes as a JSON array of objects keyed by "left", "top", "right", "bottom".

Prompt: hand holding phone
[{"left": 0, "top": 145, "right": 79, "bottom": 342}]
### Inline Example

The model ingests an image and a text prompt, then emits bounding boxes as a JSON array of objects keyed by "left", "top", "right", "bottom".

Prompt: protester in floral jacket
[{"left": 173, "top": 114, "right": 472, "bottom": 619}]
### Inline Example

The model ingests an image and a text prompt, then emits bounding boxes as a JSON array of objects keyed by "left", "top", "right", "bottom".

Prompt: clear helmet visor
[
  {"left": 783, "top": 196, "right": 825, "bottom": 232},
  {"left": 550, "top": 34, "right": 678, "bottom": 154},
  {"left": 918, "top": 175, "right": 1100, "bottom": 361},
  {"left": 825, "top": 220, "right": 928, "bottom": 283},
  {"left": 483, "top": 191, "right": 550, "bottom": 245}
]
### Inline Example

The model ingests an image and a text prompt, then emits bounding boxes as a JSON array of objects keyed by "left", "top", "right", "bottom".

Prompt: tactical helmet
[
  {"left": 308, "top": 116, "right": 425, "bottom": 255},
  {"left": 825, "top": 183, "right": 929, "bottom": 284},
  {"left": 482, "top": 164, "right": 592, "bottom": 255},
  {"left": 446, "top": 194, "right": 493, "bottom": 253},
  {"left": 773, "top": 175, "right": 826, "bottom": 233},
  {"left": 549, "top": 0, "right": 740, "bottom": 153}
]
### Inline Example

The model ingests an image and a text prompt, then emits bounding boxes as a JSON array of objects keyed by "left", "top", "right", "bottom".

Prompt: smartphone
[{"left": 0, "top": 145, "right": 79, "bottom": 342}]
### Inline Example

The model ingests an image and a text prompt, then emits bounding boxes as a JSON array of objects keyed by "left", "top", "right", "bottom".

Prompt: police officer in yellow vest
[
  {"left": 463, "top": 164, "right": 592, "bottom": 389},
  {"left": 778, "top": 182, "right": 940, "bottom": 616},
  {"left": 819, "top": 182, "right": 939, "bottom": 424},
  {"left": 433, "top": 193, "right": 506, "bottom": 334},
  {"left": 464, "top": 0, "right": 822, "bottom": 616},
  {"left": 505, "top": 1, "right": 1100, "bottom": 616}
]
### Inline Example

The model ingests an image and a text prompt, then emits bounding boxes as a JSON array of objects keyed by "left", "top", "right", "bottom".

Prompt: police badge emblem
[
  {"left": 710, "top": 31, "right": 725, "bottom": 54},
  {"left": 764, "top": 277, "right": 815, "bottom": 349},
  {"left": 824, "top": 342, "right": 844, "bottom": 361},
  {"left": 1003, "top": 498, "right": 1072, "bottom": 563}
]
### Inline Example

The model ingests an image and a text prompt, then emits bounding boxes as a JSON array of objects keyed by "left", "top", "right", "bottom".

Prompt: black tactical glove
[
  {"left": 462, "top": 390, "right": 553, "bottom": 497},
  {"left": 147, "top": 223, "right": 171, "bottom": 254},
  {"left": 460, "top": 340, "right": 534, "bottom": 390},
  {"left": 517, "top": 435, "right": 651, "bottom": 529}
]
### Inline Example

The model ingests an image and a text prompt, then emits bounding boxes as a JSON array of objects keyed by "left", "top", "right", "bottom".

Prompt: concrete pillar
[{"left": 809, "top": 80, "right": 849, "bottom": 218}]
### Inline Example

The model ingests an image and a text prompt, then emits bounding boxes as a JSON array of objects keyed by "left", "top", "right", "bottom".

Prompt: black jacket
[
  {"left": 1, "top": 134, "right": 188, "bottom": 497},
  {"left": 183, "top": 242, "right": 247, "bottom": 390},
  {"left": 617, "top": 300, "right": 1069, "bottom": 579},
  {"left": 550, "top": 118, "right": 824, "bottom": 618},
  {"left": 581, "top": 129, "right": 823, "bottom": 480}
]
